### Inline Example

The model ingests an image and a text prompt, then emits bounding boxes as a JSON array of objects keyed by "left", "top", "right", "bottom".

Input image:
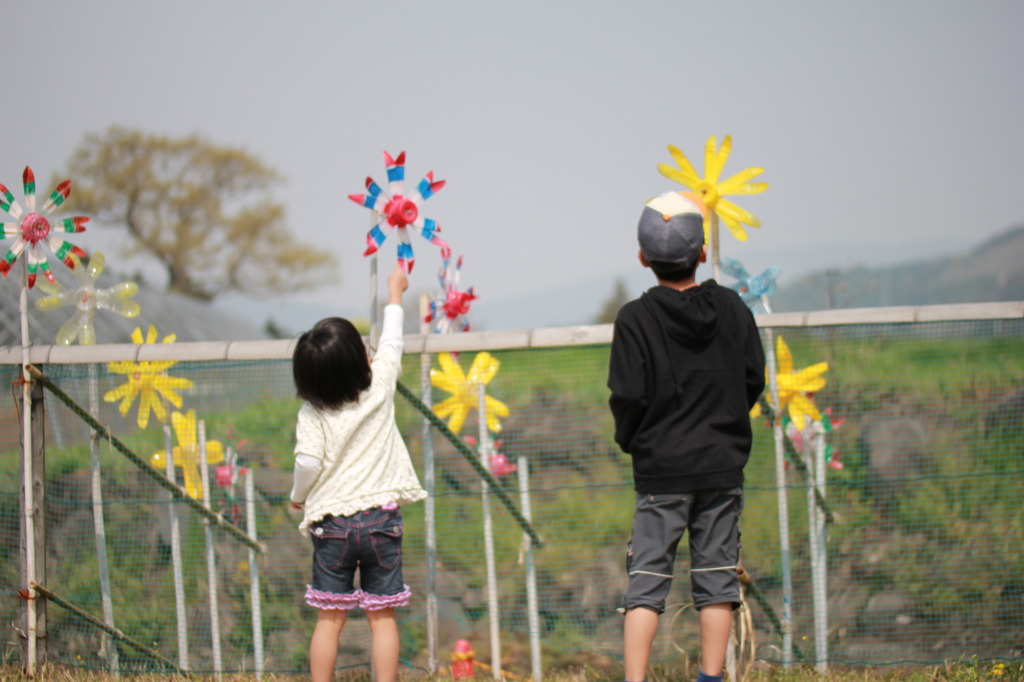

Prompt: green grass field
[{"left": 2, "top": 659, "right": 1023, "bottom": 681}]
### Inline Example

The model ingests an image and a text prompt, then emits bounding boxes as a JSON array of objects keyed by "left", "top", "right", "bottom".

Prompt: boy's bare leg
[
  {"left": 310, "top": 608, "right": 348, "bottom": 682},
  {"left": 699, "top": 603, "right": 733, "bottom": 676},
  {"left": 623, "top": 606, "right": 659, "bottom": 682},
  {"left": 366, "top": 607, "right": 399, "bottom": 682}
]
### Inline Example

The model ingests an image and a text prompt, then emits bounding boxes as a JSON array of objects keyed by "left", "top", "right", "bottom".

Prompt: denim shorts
[
  {"left": 621, "top": 487, "right": 743, "bottom": 614},
  {"left": 304, "top": 506, "right": 410, "bottom": 611}
]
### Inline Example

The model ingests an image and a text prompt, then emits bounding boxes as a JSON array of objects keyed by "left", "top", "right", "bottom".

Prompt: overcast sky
[{"left": 3, "top": 0, "right": 1022, "bottom": 333}]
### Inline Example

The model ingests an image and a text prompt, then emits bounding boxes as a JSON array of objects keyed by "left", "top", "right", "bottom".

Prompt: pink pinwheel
[
  {"left": 783, "top": 406, "right": 844, "bottom": 471},
  {"left": 425, "top": 252, "right": 477, "bottom": 333},
  {"left": 0, "top": 167, "right": 88, "bottom": 288},
  {"left": 463, "top": 436, "right": 518, "bottom": 478},
  {"left": 348, "top": 151, "right": 449, "bottom": 273}
]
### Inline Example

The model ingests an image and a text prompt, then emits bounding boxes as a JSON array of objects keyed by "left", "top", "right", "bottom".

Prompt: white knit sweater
[{"left": 292, "top": 304, "right": 426, "bottom": 536}]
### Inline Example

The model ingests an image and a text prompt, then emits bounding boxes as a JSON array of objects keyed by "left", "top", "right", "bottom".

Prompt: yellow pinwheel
[
  {"left": 104, "top": 325, "right": 194, "bottom": 429},
  {"left": 657, "top": 135, "right": 767, "bottom": 242},
  {"left": 151, "top": 410, "right": 225, "bottom": 499},
  {"left": 430, "top": 351, "right": 510, "bottom": 434},
  {"left": 773, "top": 335, "right": 828, "bottom": 430}
]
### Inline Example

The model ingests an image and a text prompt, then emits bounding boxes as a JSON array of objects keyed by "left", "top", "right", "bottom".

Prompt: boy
[{"left": 608, "top": 191, "right": 765, "bottom": 682}]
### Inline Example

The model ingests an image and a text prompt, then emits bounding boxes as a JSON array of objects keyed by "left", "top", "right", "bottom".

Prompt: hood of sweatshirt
[{"left": 639, "top": 280, "right": 723, "bottom": 348}]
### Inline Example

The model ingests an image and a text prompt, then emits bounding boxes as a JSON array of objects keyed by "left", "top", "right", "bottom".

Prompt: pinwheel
[
  {"left": 215, "top": 439, "right": 248, "bottom": 489},
  {"left": 430, "top": 351, "right": 510, "bottom": 434},
  {"left": 720, "top": 257, "right": 781, "bottom": 313},
  {"left": 464, "top": 436, "right": 518, "bottom": 478},
  {"left": 34, "top": 251, "right": 140, "bottom": 345},
  {"left": 657, "top": 135, "right": 767, "bottom": 243},
  {"left": 773, "top": 335, "right": 828, "bottom": 430},
  {"left": 0, "top": 166, "right": 88, "bottom": 288},
  {"left": 150, "top": 410, "right": 225, "bottom": 499},
  {"left": 104, "top": 325, "right": 194, "bottom": 429},
  {"left": 425, "top": 252, "right": 477, "bottom": 333},
  {"left": 348, "top": 151, "right": 449, "bottom": 273},
  {"left": 821, "top": 407, "right": 844, "bottom": 470}
]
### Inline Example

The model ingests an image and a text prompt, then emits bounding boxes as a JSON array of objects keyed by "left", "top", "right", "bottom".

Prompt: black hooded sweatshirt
[{"left": 608, "top": 280, "right": 765, "bottom": 493}]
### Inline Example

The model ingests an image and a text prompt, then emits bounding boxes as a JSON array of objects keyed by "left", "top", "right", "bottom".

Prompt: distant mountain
[{"left": 770, "top": 225, "right": 1024, "bottom": 312}]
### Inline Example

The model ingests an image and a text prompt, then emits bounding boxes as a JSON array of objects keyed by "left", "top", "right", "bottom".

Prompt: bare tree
[{"left": 64, "top": 126, "right": 337, "bottom": 300}]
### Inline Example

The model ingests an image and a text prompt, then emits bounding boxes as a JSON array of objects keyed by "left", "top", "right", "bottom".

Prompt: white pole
[
  {"left": 811, "top": 423, "right": 829, "bottom": 671},
  {"left": 517, "top": 456, "right": 542, "bottom": 681},
  {"left": 419, "top": 295, "right": 439, "bottom": 673},
  {"left": 245, "top": 468, "right": 264, "bottom": 679},
  {"left": 761, "top": 296, "right": 794, "bottom": 666},
  {"left": 369, "top": 212, "right": 380, "bottom": 351},
  {"left": 478, "top": 383, "right": 501, "bottom": 679},
  {"left": 88, "top": 363, "right": 119, "bottom": 674},
  {"left": 19, "top": 262, "right": 37, "bottom": 674},
  {"left": 801, "top": 421, "right": 820, "bottom": 669},
  {"left": 164, "top": 424, "right": 190, "bottom": 671},
  {"left": 710, "top": 212, "right": 722, "bottom": 283},
  {"left": 199, "top": 421, "right": 222, "bottom": 679}
]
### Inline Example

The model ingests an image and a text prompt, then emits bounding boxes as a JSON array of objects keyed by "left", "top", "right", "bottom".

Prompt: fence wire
[{"left": 1, "top": 311, "right": 1022, "bottom": 674}]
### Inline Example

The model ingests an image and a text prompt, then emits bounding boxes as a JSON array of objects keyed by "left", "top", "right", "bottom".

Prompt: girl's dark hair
[
  {"left": 648, "top": 259, "right": 698, "bottom": 283},
  {"left": 292, "top": 317, "right": 371, "bottom": 410}
]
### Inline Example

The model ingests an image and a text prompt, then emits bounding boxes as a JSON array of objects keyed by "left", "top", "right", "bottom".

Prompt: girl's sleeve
[
  {"left": 290, "top": 453, "right": 323, "bottom": 504},
  {"left": 291, "top": 406, "right": 326, "bottom": 503},
  {"left": 294, "top": 404, "right": 327, "bottom": 459}
]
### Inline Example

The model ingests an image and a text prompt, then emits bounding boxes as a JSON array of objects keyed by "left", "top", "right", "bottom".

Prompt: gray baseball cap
[{"left": 637, "top": 191, "right": 708, "bottom": 266}]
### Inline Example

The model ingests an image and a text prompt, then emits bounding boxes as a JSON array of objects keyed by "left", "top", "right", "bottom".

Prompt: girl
[{"left": 289, "top": 264, "right": 426, "bottom": 682}]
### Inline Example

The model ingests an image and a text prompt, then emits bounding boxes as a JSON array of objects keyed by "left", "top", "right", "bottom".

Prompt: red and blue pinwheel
[
  {"left": 425, "top": 252, "right": 477, "bottom": 334},
  {"left": 348, "top": 151, "right": 449, "bottom": 273}
]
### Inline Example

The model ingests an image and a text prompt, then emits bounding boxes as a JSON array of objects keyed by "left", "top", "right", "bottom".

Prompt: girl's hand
[{"left": 387, "top": 263, "right": 409, "bottom": 305}]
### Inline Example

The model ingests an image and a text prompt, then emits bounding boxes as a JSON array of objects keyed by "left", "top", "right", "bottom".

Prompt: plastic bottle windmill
[
  {"left": 425, "top": 252, "right": 477, "bottom": 333},
  {"left": 720, "top": 257, "right": 781, "bottom": 314},
  {"left": 1, "top": 166, "right": 89, "bottom": 288},
  {"left": 35, "top": 251, "right": 141, "bottom": 345},
  {"left": 772, "top": 335, "right": 829, "bottom": 430},
  {"left": 430, "top": 351, "right": 510, "bottom": 435},
  {"left": 103, "top": 325, "right": 195, "bottom": 429},
  {"left": 657, "top": 136, "right": 767, "bottom": 281},
  {"left": 150, "top": 409, "right": 225, "bottom": 500},
  {"left": 348, "top": 151, "right": 449, "bottom": 273}
]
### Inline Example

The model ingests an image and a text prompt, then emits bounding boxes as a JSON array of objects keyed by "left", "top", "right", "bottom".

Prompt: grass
[{"left": 1, "top": 659, "right": 1023, "bottom": 681}]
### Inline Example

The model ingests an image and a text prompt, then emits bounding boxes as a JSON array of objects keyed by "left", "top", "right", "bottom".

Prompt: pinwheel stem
[
  {"left": 418, "top": 294, "right": 440, "bottom": 673},
  {"left": 88, "top": 362, "right": 119, "bottom": 674},
  {"left": 710, "top": 211, "right": 722, "bottom": 282},
  {"left": 369, "top": 218, "right": 380, "bottom": 351},
  {"left": 19, "top": 260, "right": 39, "bottom": 674},
  {"left": 763, "top": 327, "right": 794, "bottom": 666},
  {"left": 477, "top": 384, "right": 502, "bottom": 679}
]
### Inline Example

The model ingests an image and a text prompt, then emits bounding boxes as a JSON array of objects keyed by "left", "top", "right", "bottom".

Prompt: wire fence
[{"left": 1, "top": 302, "right": 1022, "bottom": 676}]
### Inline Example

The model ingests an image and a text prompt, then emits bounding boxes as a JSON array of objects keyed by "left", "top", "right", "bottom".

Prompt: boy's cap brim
[{"left": 637, "top": 191, "right": 707, "bottom": 265}]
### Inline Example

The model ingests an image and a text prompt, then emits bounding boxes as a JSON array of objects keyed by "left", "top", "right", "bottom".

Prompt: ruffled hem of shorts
[
  {"left": 305, "top": 585, "right": 361, "bottom": 610},
  {"left": 304, "top": 585, "right": 412, "bottom": 610},
  {"left": 361, "top": 584, "right": 412, "bottom": 610}
]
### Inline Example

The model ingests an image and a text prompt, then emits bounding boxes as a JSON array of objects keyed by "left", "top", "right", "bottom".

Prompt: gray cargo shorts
[{"left": 620, "top": 487, "right": 743, "bottom": 614}]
